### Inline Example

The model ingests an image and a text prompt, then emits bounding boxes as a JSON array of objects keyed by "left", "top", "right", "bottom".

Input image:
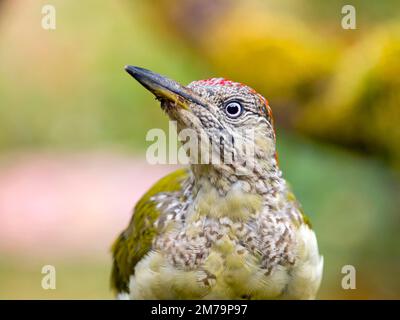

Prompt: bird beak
[{"left": 124, "top": 66, "right": 206, "bottom": 110}]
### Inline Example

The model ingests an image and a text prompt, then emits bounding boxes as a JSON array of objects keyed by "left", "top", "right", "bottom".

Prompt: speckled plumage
[{"left": 111, "top": 67, "right": 323, "bottom": 299}]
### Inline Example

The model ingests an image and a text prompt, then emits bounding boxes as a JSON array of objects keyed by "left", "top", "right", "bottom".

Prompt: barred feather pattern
[{"left": 150, "top": 161, "right": 303, "bottom": 282}]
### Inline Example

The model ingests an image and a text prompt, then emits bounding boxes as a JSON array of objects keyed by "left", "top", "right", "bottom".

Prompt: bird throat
[{"left": 188, "top": 153, "right": 285, "bottom": 221}]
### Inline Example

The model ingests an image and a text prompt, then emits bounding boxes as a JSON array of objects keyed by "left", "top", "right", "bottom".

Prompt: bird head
[{"left": 125, "top": 66, "right": 277, "bottom": 183}]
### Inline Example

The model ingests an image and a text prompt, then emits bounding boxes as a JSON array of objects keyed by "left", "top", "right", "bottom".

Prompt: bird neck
[
  {"left": 190, "top": 154, "right": 285, "bottom": 197},
  {"left": 187, "top": 156, "right": 287, "bottom": 221}
]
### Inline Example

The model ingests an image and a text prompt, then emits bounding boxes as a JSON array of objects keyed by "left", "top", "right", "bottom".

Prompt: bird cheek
[{"left": 255, "top": 136, "right": 275, "bottom": 156}]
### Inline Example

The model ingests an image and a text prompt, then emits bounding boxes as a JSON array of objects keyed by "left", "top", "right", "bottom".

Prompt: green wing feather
[
  {"left": 110, "top": 168, "right": 189, "bottom": 294},
  {"left": 286, "top": 189, "right": 312, "bottom": 229}
]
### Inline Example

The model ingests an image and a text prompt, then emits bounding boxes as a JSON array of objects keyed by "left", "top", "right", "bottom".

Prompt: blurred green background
[{"left": 0, "top": 0, "right": 399, "bottom": 299}]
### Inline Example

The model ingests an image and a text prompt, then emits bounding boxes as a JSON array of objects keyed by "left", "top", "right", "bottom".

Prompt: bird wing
[
  {"left": 286, "top": 186, "right": 313, "bottom": 229},
  {"left": 110, "top": 168, "right": 189, "bottom": 294}
]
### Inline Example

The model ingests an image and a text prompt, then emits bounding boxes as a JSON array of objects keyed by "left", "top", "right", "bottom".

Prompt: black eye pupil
[
  {"left": 227, "top": 105, "right": 238, "bottom": 114},
  {"left": 225, "top": 102, "right": 242, "bottom": 117}
]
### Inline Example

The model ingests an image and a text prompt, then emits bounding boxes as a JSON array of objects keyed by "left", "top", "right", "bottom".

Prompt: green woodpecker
[{"left": 111, "top": 66, "right": 323, "bottom": 299}]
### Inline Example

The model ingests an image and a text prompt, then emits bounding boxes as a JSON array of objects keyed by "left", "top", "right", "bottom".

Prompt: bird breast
[{"left": 127, "top": 182, "right": 319, "bottom": 299}]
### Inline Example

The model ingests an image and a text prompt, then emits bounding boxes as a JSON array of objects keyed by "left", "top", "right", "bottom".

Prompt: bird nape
[{"left": 111, "top": 66, "right": 323, "bottom": 300}]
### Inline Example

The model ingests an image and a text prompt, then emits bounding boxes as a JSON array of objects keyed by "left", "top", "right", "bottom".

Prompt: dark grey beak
[{"left": 124, "top": 66, "right": 206, "bottom": 108}]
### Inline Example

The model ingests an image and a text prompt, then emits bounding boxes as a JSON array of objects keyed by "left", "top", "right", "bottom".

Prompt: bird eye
[{"left": 224, "top": 102, "right": 243, "bottom": 118}]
